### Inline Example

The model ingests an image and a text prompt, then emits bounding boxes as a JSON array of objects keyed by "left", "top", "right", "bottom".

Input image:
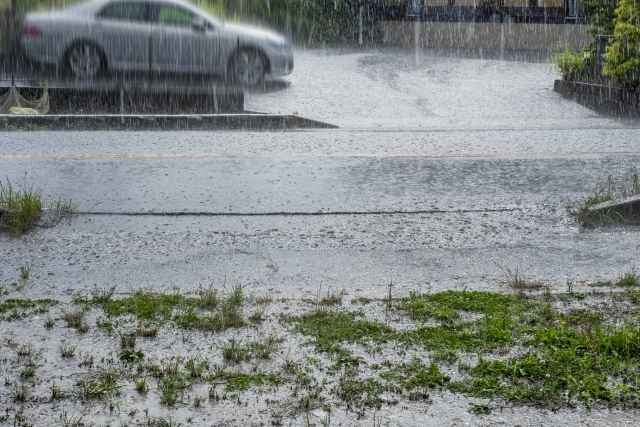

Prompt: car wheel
[
  {"left": 67, "top": 42, "right": 104, "bottom": 79},
  {"left": 230, "top": 48, "right": 266, "bottom": 88}
]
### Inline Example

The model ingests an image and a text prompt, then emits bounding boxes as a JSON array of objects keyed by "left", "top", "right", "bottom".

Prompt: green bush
[
  {"left": 603, "top": 0, "right": 640, "bottom": 87},
  {"left": 550, "top": 43, "right": 585, "bottom": 81},
  {"left": 583, "top": 0, "right": 619, "bottom": 36}
]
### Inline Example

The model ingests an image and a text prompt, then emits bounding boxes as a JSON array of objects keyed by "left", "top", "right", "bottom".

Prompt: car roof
[{"left": 57, "top": 0, "right": 203, "bottom": 16}]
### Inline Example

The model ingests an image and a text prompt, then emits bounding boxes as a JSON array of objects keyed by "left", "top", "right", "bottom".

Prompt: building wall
[{"left": 380, "top": 21, "right": 591, "bottom": 50}]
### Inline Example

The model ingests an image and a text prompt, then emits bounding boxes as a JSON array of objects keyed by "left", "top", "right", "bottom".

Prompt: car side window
[
  {"left": 157, "top": 5, "right": 193, "bottom": 27},
  {"left": 97, "top": 2, "right": 146, "bottom": 21}
]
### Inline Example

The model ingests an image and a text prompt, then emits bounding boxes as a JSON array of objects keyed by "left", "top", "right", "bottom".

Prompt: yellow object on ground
[
  {"left": 9, "top": 107, "right": 40, "bottom": 115},
  {"left": 0, "top": 83, "right": 50, "bottom": 115}
]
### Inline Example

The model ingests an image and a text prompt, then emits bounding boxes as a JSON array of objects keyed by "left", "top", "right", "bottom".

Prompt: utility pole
[{"left": 10, "top": 0, "right": 16, "bottom": 86}]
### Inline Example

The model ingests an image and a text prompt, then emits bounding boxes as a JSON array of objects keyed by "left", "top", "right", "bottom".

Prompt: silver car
[{"left": 22, "top": 0, "right": 294, "bottom": 86}]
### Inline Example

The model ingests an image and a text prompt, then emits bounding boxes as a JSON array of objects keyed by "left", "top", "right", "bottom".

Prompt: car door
[
  {"left": 149, "top": 3, "right": 220, "bottom": 74},
  {"left": 93, "top": 1, "right": 151, "bottom": 72}
]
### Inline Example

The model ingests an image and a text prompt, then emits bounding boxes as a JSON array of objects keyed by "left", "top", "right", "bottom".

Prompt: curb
[
  {"left": 553, "top": 80, "right": 640, "bottom": 118},
  {"left": 590, "top": 194, "right": 640, "bottom": 218},
  {"left": 0, "top": 114, "right": 338, "bottom": 130}
]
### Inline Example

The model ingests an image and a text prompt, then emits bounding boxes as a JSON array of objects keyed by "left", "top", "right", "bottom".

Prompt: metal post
[
  {"left": 213, "top": 85, "right": 219, "bottom": 114},
  {"left": 120, "top": 87, "right": 125, "bottom": 123},
  {"left": 11, "top": 0, "right": 16, "bottom": 86},
  {"left": 358, "top": 7, "right": 363, "bottom": 46}
]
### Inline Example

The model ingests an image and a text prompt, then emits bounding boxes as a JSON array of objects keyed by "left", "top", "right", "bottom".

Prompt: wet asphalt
[{"left": 1, "top": 47, "right": 640, "bottom": 298}]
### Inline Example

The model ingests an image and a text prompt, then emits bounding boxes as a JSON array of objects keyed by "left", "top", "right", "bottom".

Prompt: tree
[
  {"left": 583, "top": 0, "right": 619, "bottom": 36},
  {"left": 603, "top": 0, "right": 640, "bottom": 87}
]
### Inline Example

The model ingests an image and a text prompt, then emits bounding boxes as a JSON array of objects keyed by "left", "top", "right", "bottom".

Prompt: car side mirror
[{"left": 192, "top": 16, "right": 206, "bottom": 32}]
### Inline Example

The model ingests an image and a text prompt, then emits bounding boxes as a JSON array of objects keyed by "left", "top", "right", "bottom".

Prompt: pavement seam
[
  {"left": 77, "top": 208, "right": 523, "bottom": 216},
  {"left": 3, "top": 151, "right": 640, "bottom": 159}
]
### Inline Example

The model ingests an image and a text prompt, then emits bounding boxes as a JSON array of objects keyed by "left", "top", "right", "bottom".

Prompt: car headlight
[{"left": 266, "top": 38, "right": 288, "bottom": 52}]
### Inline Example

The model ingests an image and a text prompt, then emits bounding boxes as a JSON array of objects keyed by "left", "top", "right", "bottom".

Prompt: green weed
[
  {"left": 19, "top": 263, "right": 30, "bottom": 280},
  {"left": 134, "top": 377, "right": 148, "bottom": 394},
  {"left": 216, "top": 371, "right": 283, "bottom": 391},
  {"left": 44, "top": 317, "right": 55, "bottom": 328},
  {"left": 100, "top": 291, "right": 245, "bottom": 332},
  {"left": 379, "top": 358, "right": 450, "bottom": 391},
  {"left": 158, "top": 373, "right": 189, "bottom": 406},
  {"left": 292, "top": 310, "right": 394, "bottom": 355},
  {"left": 250, "top": 334, "right": 282, "bottom": 359},
  {"left": 53, "top": 197, "right": 79, "bottom": 215},
  {"left": 617, "top": 268, "right": 640, "bottom": 287},
  {"left": 120, "top": 332, "right": 136, "bottom": 349},
  {"left": 59, "top": 408, "right": 84, "bottom": 427},
  {"left": 0, "top": 177, "right": 43, "bottom": 236},
  {"left": 198, "top": 285, "right": 219, "bottom": 310},
  {"left": 91, "top": 285, "right": 116, "bottom": 304},
  {"left": 118, "top": 349, "right": 144, "bottom": 363},
  {"left": 222, "top": 338, "right": 251, "bottom": 363},
  {"left": 73, "top": 367, "right": 121, "bottom": 401},
  {"left": 50, "top": 382, "right": 66, "bottom": 399},
  {"left": 335, "top": 377, "right": 386, "bottom": 412},
  {"left": 0, "top": 298, "right": 58, "bottom": 321},
  {"left": 184, "top": 354, "right": 208, "bottom": 379},
  {"left": 11, "top": 383, "right": 30, "bottom": 401},
  {"left": 60, "top": 344, "right": 76, "bottom": 358},
  {"left": 61, "top": 309, "right": 85, "bottom": 329},
  {"left": 320, "top": 290, "right": 343, "bottom": 306}
]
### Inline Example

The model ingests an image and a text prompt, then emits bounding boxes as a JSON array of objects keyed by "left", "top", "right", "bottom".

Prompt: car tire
[
  {"left": 229, "top": 48, "right": 267, "bottom": 88},
  {"left": 66, "top": 42, "right": 104, "bottom": 79}
]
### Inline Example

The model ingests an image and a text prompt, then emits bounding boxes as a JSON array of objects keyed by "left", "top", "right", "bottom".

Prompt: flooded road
[
  {"left": 1, "top": 48, "right": 639, "bottom": 296},
  {"left": 2, "top": 48, "right": 640, "bottom": 426}
]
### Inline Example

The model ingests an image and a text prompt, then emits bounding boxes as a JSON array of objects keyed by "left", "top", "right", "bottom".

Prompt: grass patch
[
  {"left": 53, "top": 197, "right": 79, "bottom": 215},
  {"left": 11, "top": 383, "right": 30, "bottom": 402},
  {"left": 290, "top": 289, "right": 640, "bottom": 410},
  {"left": 320, "top": 290, "right": 343, "bottom": 306},
  {"left": 198, "top": 285, "right": 219, "bottom": 310},
  {"left": 617, "top": 268, "right": 640, "bottom": 287},
  {"left": 19, "top": 263, "right": 30, "bottom": 280},
  {"left": 90, "top": 285, "right": 116, "bottom": 304},
  {"left": 0, "top": 298, "right": 58, "bottom": 321},
  {"left": 379, "top": 358, "right": 450, "bottom": 391},
  {"left": 0, "top": 177, "right": 43, "bottom": 236},
  {"left": 215, "top": 370, "right": 283, "bottom": 392},
  {"left": 60, "top": 344, "right": 76, "bottom": 358},
  {"left": 73, "top": 367, "right": 122, "bottom": 402},
  {"left": 335, "top": 377, "right": 387, "bottom": 412},
  {"left": 291, "top": 309, "right": 394, "bottom": 355},
  {"left": 158, "top": 373, "right": 189, "bottom": 406},
  {"left": 98, "top": 289, "right": 246, "bottom": 332},
  {"left": 61, "top": 308, "right": 86, "bottom": 329}
]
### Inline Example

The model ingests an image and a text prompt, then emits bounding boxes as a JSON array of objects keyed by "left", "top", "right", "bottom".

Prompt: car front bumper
[{"left": 269, "top": 50, "right": 294, "bottom": 77}]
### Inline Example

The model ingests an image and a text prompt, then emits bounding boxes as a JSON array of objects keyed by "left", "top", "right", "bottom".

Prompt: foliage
[
  {"left": 98, "top": 288, "right": 246, "bottom": 332},
  {"left": 549, "top": 43, "right": 585, "bottom": 81},
  {"left": 291, "top": 289, "right": 640, "bottom": 409},
  {"left": 583, "top": 0, "right": 619, "bottom": 35},
  {"left": 603, "top": 0, "right": 640, "bottom": 87},
  {"left": 0, "top": 298, "right": 58, "bottom": 321},
  {"left": 0, "top": 178, "right": 43, "bottom": 236}
]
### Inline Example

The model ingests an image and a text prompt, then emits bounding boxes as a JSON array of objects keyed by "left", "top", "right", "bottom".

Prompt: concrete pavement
[{"left": 1, "top": 48, "right": 639, "bottom": 298}]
